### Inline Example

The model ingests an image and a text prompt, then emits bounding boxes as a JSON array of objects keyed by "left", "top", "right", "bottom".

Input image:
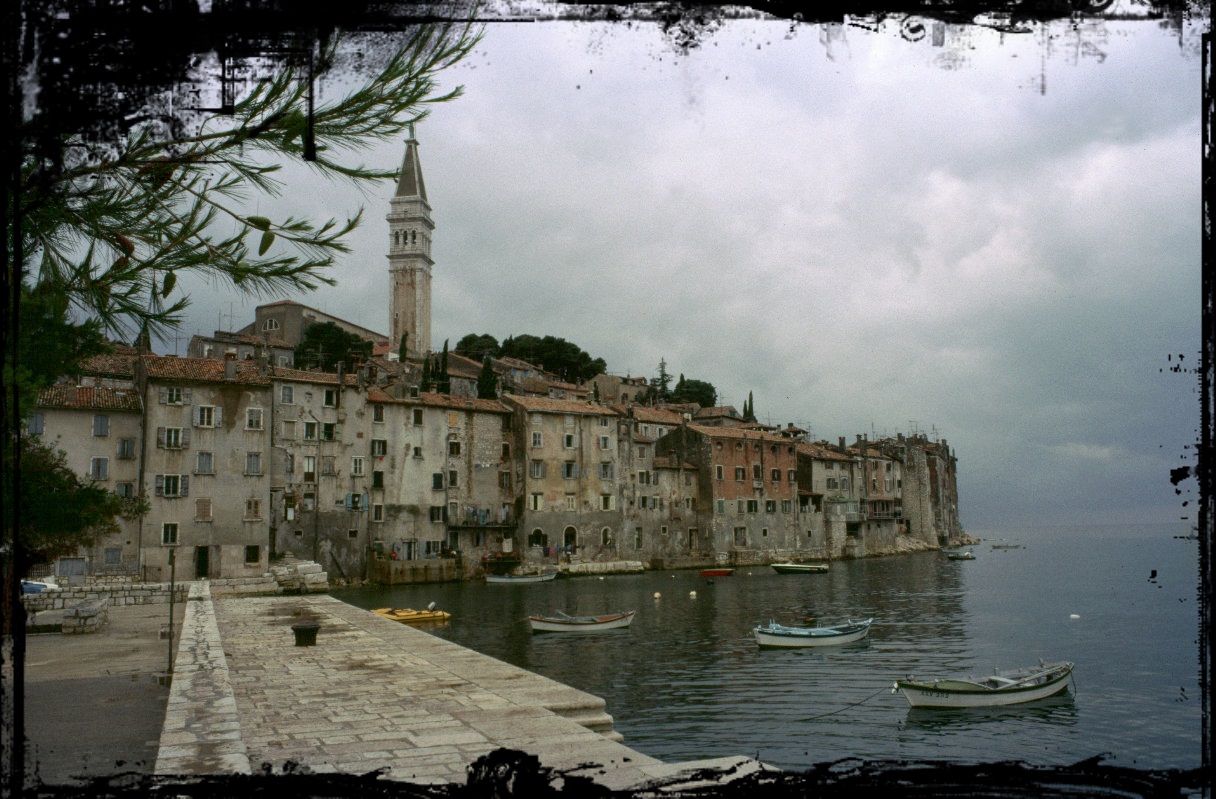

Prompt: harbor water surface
[{"left": 336, "top": 522, "right": 1201, "bottom": 771}]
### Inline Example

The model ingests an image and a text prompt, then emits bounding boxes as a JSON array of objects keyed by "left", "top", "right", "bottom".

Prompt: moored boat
[
  {"left": 528, "top": 609, "right": 636, "bottom": 633},
  {"left": 946, "top": 549, "right": 975, "bottom": 560},
  {"left": 770, "top": 562, "right": 829, "bottom": 574},
  {"left": 700, "top": 568, "right": 734, "bottom": 577},
  {"left": 372, "top": 606, "right": 451, "bottom": 624},
  {"left": 485, "top": 571, "right": 558, "bottom": 584},
  {"left": 753, "top": 617, "right": 872, "bottom": 648},
  {"left": 894, "top": 660, "right": 1075, "bottom": 708}
]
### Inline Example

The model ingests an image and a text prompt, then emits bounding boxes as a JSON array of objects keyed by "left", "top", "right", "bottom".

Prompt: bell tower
[{"left": 387, "top": 124, "right": 433, "bottom": 358}]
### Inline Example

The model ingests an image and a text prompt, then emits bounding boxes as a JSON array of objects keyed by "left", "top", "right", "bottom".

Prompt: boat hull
[
  {"left": 485, "top": 572, "right": 557, "bottom": 584},
  {"left": 770, "top": 562, "right": 829, "bottom": 574},
  {"left": 896, "top": 662, "right": 1074, "bottom": 708},
  {"left": 371, "top": 608, "right": 450, "bottom": 624},
  {"left": 753, "top": 619, "right": 872, "bottom": 648},
  {"left": 699, "top": 569, "right": 734, "bottom": 577},
  {"left": 529, "top": 610, "right": 636, "bottom": 633}
]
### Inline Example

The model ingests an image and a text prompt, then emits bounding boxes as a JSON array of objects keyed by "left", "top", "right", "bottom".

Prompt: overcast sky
[{"left": 166, "top": 6, "right": 1204, "bottom": 532}]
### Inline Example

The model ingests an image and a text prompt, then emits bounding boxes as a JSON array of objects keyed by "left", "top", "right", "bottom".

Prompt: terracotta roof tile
[
  {"left": 139, "top": 355, "right": 272, "bottom": 386},
  {"left": 504, "top": 395, "right": 620, "bottom": 416},
  {"left": 686, "top": 424, "right": 793, "bottom": 445},
  {"left": 37, "top": 385, "right": 142, "bottom": 411},
  {"left": 417, "top": 392, "right": 509, "bottom": 414}
]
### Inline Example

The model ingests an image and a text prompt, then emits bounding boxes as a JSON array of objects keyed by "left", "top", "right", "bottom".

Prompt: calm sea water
[{"left": 336, "top": 522, "right": 1202, "bottom": 771}]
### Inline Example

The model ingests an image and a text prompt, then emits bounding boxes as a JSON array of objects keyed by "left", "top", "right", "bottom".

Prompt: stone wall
[{"left": 21, "top": 581, "right": 189, "bottom": 612}]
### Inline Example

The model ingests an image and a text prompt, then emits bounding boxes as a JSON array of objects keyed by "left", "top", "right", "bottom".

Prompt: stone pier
[{"left": 155, "top": 583, "right": 762, "bottom": 791}]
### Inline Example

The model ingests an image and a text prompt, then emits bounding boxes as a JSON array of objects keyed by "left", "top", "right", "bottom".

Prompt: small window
[
  {"left": 715, "top": 465, "right": 724, "bottom": 480},
  {"left": 163, "top": 427, "right": 183, "bottom": 449},
  {"left": 161, "top": 523, "right": 179, "bottom": 545},
  {"left": 735, "top": 467, "right": 745, "bottom": 481},
  {"left": 281, "top": 420, "right": 295, "bottom": 439},
  {"left": 529, "top": 493, "right": 543, "bottom": 510},
  {"left": 413, "top": 409, "right": 424, "bottom": 425},
  {"left": 196, "top": 498, "right": 212, "bottom": 521},
  {"left": 27, "top": 413, "right": 45, "bottom": 435},
  {"left": 529, "top": 461, "right": 546, "bottom": 479},
  {"left": 351, "top": 457, "right": 365, "bottom": 476},
  {"left": 373, "top": 404, "right": 384, "bottom": 422},
  {"left": 246, "top": 408, "right": 264, "bottom": 430},
  {"left": 263, "top": 318, "right": 280, "bottom": 331},
  {"left": 371, "top": 439, "right": 387, "bottom": 457},
  {"left": 93, "top": 414, "right": 110, "bottom": 437},
  {"left": 372, "top": 470, "right": 384, "bottom": 488},
  {"left": 303, "top": 456, "right": 317, "bottom": 482},
  {"left": 245, "top": 545, "right": 261, "bottom": 564},
  {"left": 501, "top": 442, "right": 511, "bottom": 460},
  {"left": 245, "top": 452, "right": 262, "bottom": 475},
  {"left": 115, "top": 481, "right": 134, "bottom": 498},
  {"left": 448, "top": 470, "right": 458, "bottom": 488},
  {"left": 373, "top": 504, "right": 384, "bottom": 522},
  {"left": 117, "top": 438, "right": 136, "bottom": 459},
  {"left": 562, "top": 462, "right": 577, "bottom": 479},
  {"left": 323, "top": 389, "right": 338, "bottom": 407},
  {"left": 196, "top": 451, "right": 214, "bottom": 474},
  {"left": 281, "top": 385, "right": 294, "bottom": 404},
  {"left": 244, "top": 498, "right": 261, "bottom": 519},
  {"left": 304, "top": 421, "right": 317, "bottom": 440},
  {"left": 531, "top": 431, "right": 543, "bottom": 448},
  {"left": 196, "top": 405, "right": 215, "bottom": 427},
  {"left": 432, "top": 472, "right": 444, "bottom": 490},
  {"left": 90, "top": 457, "right": 108, "bottom": 481},
  {"left": 600, "top": 494, "right": 614, "bottom": 510},
  {"left": 165, "top": 387, "right": 184, "bottom": 404},
  {"left": 321, "top": 456, "right": 335, "bottom": 475},
  {"left": 600, "top": 435, "right": 610, "bottom": 449},
  {"left": 448, "top": 440, "right": 461, "bottom": 457},
  {"left": 322, "top": 422, "right": 337, "bottom": 441},
  {"left": 565, "top": 494, "right": 576, "bottom": 510},
  {"left": 429, "top": 505, "right": 446, "bottom": 522},
  {"left": 599, "top": 462, "right": 614, "bottom": 479}
]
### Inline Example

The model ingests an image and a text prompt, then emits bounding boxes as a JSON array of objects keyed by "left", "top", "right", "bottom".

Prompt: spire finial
[{"left": 407, "top": 121, "right": 416, "bottom": 141}]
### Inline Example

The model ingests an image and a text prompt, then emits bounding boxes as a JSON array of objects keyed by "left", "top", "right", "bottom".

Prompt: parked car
[{"left": 21, "top": 580, "right": 58, "bottom": 594}]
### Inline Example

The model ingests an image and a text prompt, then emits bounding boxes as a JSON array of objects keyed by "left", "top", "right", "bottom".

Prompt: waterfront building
[
  {"left": 30, "top": 384, "right": 145, "bottom": 577},
  {"left": 506, "top": 395, "right": 623, "bottom": 557},
  {"left": 136, "top": 355, "right": 273, "bottom": 582},
  {"left": 654, "top": 424, "right": 803, "bottom": 563}
]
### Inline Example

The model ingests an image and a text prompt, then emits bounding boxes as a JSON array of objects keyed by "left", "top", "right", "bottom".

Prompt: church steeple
[{"left": 386, "top": 124, "right": 434, "bottom": 358}]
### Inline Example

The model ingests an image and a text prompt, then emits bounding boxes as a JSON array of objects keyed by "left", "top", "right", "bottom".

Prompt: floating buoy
[
  {"left": 653, "top": 592, "right": 661, "bottom": 599},
  {"left": 1069, "top": 614, "right": 1080, "bottom": 619},
  {"left": 598, "top": 576, "right": 605, "bottom": 580},
  {"left": 689, "top": 590, "right": 697, "bottom": 598}
]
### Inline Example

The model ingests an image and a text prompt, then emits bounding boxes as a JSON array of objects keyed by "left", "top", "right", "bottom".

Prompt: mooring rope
[{"left": 799, "top": 687, "right": 891, "bottom": 722}]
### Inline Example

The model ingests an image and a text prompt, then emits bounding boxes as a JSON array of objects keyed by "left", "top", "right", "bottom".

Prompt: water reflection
[{"left": 334, "top": 531, "right": 1201, "bottom": 770}]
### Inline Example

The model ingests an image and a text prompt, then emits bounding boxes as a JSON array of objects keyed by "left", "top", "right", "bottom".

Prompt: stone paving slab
[{"left": 156, "top": 591, "right": 660, "bottom": 789}]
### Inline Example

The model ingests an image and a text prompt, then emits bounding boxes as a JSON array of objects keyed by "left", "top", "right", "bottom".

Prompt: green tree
[
  {"left": 420, "top": 356, "right": 433, "bottom": 392},
  {"left": 651, "top": 358, "right": 673, "bottom": 401},
  {"left": 436, "top": 340, "right": 451, "bottom": 394},
  {"left": 671, "top": 374, "right": 717, "bottom": 408},
  {"left": 476, "top": 356, "right": 498, "bottom": 399},
  {"left": 499, "top": 334, "right": 606, "bottom": 384},
  {"left": 454, "top": 333, "right": 500, "bottom": 361},
  {"left": 13, "top": 22, "right": 482, "bottom": 344},
  {"left": 3, "top": 18, "right": 482, "bottom": 791},
  {"left": 295, "top": 322, "right": 372, "bottom": 372},
  {"left": 398, "top": 332, "right": 409, "bottom": 362},
  {"left": 744, "top": 391, "right": 757, "bottom": 422}
]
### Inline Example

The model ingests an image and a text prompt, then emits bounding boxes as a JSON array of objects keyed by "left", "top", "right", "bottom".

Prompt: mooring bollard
[{"left": 291, "top": 621, "right": 320, "bottom": 646}]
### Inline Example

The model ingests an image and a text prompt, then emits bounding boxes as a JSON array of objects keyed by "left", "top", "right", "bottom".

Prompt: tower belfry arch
[{"left": 386, "top": 124, "right": 433, "bottom": 357}]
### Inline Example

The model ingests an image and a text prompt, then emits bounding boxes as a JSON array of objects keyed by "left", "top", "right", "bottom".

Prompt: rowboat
[
  {"left": 485, "top": 571, "right": 558, "bottom": 584},
  {"left": 991, "top": 541, "right": 1023, "bottom": 550},
  {"left": 699, "top": 568, "right": 734, "bottom": 577},
  {"left": 528, "top": 609, "right": 636, "bottom": 633},
  {"left": 770, "top": 562, "right": 829, "bottom": 574},
  {"left": 894, "top": 660, "right": 1075, "bottom": 708},
  {"left": 753, "top": 617, "right": 872, "bottom": 648},
  {"left": 946, "top": 550, "right": 975, "bottom": 560},
  {"left": 372, "top": 607, "right": 450, "bottom": 624}
]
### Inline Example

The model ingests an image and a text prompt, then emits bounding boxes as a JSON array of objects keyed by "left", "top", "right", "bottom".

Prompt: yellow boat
[{"left": 372, "top": 607, "right": 451, "bottom": 624}]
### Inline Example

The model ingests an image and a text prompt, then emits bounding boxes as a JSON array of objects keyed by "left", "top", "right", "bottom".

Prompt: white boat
[
  {"left": 752, "top": 618, "right": 872, "bottom": 648},
  {"left": 894, "top": 660, "right": 1075, "bottom": 708},
  {"left": 528, "top": 609, "right": 636, "bottom": 633},
  {"left": 946, "top": 549, "right": 975, "bottom": 560},
  {"left": 770, "top": 562, "right": 829, "bottom": 574},
  {"left": 485, "top": 571, "right": 558, "bottom": 584}
]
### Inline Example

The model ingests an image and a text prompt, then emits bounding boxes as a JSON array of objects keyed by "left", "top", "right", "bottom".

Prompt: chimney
[
  {"left": 224, "top": 351, "right": 238, "bottom": 380},
  {"left": 838, "top": 437, "right": 846, "bottom": 452}
]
